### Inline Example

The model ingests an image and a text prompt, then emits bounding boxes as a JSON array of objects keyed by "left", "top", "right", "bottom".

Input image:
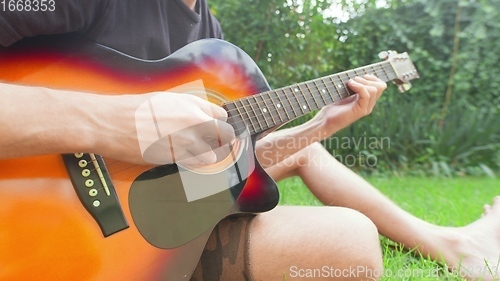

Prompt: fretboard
[{"left": 224, "top": 60, "right": 397, "bottom": 135}]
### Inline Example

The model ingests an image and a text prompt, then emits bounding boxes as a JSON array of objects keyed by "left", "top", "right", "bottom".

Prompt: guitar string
[
  {"left": 78, "top": 158, "right": 109, "bottom": 193},
  {"left": 222, "top": 65, "right": 397, "bottom": 133},
  {"left": 72, "top": 155, "right": 137, "bottom": 191},
  {"left": 104, "top": 160, "right": 146, "bottom": 181},
  {"left": 85, "top": 157, "right": 139, "bottom": 186},
  {"left": 223, "top": 64, "right": 394, "bottom": 118},
  {"left": 224, "top": 68, "right": 393, "bottom": 133}
]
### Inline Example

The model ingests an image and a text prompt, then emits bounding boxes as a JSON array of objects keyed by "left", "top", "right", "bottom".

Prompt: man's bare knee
[
  {"left": 333, "top": 208, "right": 383, "bottom": 280},
  {"left": 294, "top": 142, "right": 330, "bottom": 168},
  {"left": 249, "top": 206, "right": 383, "bottom": 280}
]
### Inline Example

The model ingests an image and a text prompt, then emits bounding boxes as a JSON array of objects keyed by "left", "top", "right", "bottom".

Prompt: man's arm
[
  {"left": 0, "top": 82, "right": 108, "bottom": 158},
  {"left": 255, "top": 75, "right": 387, "bottom": 168},
  {"left": 0, "top": 82, "right": 231, "bottom": 165}
]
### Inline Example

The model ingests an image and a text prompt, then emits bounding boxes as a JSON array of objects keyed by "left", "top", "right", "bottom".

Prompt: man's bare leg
[
  {"left": 265, "top": 142, "right": 500, "bottom": 280},
  {"left": 249, "top": 206, "right": 383, "bottom": 280},
  {"left": 192, "top": 205, "right": 382, "bottom": 281}
]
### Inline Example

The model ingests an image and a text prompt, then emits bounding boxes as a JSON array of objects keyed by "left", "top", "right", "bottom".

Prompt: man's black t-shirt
[{"left": 0, "top": 0, "right": 223, "bottom": 59}]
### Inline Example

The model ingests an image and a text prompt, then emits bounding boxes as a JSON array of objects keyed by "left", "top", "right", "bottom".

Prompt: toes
[
  {"left": 486, "top": 196, "right": 500, "bottom": 214},
  {"left": 480, "top": 197, "right": 500, "bottom": 217},
  {"left": 491, "top": 196, "right": 500, "bottom": 208},
  {"left": 493, "top": 196, "right": 500, "bottom": 205},
  {"left": 483, "top": 204, "right": 491, "bottom": 216}
]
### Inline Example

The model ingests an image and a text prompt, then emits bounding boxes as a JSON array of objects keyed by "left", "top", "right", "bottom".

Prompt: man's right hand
[{"left": 133, "top": 92, "right": 236, "bottom": 165}]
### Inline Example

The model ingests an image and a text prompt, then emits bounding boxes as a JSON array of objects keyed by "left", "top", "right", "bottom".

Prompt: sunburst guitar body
[{"left": 0, "top": 37, "right": 280, "bottom": 281}]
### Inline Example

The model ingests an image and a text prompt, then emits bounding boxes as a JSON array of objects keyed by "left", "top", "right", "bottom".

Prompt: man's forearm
[
  {"left": 0, "top": 82, "right": 114, "bottom": 159},
  {"left": 255, "top": 118, "right": 330, "bottom": 168},
  {"left": 0, "top": 82, "right": 233, "bottom": 166}
]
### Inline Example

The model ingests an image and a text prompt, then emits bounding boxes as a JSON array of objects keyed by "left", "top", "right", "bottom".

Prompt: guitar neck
[{"left": 224, "top": 60, "right": 396, "bottom": 135}]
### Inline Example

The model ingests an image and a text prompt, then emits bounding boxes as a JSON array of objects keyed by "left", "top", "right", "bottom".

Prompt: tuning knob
[{"left": 378, "top": 51, "right": 389, "bottom": 60}]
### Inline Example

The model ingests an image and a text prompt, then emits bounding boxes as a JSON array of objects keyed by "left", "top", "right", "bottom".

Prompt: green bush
[{"left": 324, "top": 94, "right": 500, "bottom": 176}]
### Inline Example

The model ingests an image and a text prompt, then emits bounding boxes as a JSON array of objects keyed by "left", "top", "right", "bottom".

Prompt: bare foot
[
  {"left": 483, "top": 204, "right": 492, "bottom": 217},
  {"left": 442, "top": 197, "right": 500, "bottom": 280}
]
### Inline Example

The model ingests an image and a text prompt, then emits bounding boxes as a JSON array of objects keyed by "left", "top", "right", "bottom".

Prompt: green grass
[{"left": 277, "top": 176, "right": 500, "bottom": 280}]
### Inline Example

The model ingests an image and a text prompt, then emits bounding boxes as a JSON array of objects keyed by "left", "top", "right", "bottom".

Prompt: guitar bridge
[{"left": 62, "top": 153, "right": 128, "bottom": 237}]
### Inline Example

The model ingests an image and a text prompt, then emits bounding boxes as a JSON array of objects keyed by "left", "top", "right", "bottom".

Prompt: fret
[
  {"left": 269, "top": 91, "right": 285, "bottom": 124},
  {"left": 374, "top": 64, "right": 384, "bottom": 80},
  {"left": 339, "top": 71, "right": 351, "bottom": 98},
  {"left": 276, "top": 90, "right": 292, "bottom": 122},
  {"left": 321, "top": 77, "right": 336, "bottom": 103},
  {"left": 343, "top": 73, "right": 352, "bottom": 97},
  {"left": 251, "top": 95, "right": 265, "bottom": 129},
  {"left": 231, "top": 101, "right": 249, "bottom": 135},
  {"left": 370, "top": 64, "right": 379, "bottom": 78},
  {"left": 380, "top": 63, "right": 390, "bottom": 82},
  {"left": 263, "top": 92, "right": 279, "bottom": 126},
  {"left": 312, "top": 79, "right": 329, "bottom": 106},
  {"left": 328, "top": 75, "right": 342, "bottom": 101},
  {"left": 249, "top": 96, "right": 265, "bottom": 131},
  {"left": 252, "top": 95, "right": 266, "bottom": 127},
  {"left": 223, "top": 102, "right": 236, "bottom": 128},
  {"left": 305, "top": 81, "right": 322, "bottom": 109},
  {"left": 283, "top": 88, "right": 299, "bottom": 118},
  {"left": 376, "top": 62, "right": 384, "bottom": 79},
  {"left": 361, "top": 67, "right": 368, "bottom": 75},
  {"left": 384, "top": 63, "right": 397, "bottom": 81},
  {"left": 289, "top": 85, "right": 306, "bottom": 115},
  {"left": 224, "top": 101, "right": 236, "bottom": 112},
  {"left": 354, "top": 67, "right": 368, "bottom": 77},
  {"left": 244, "top": 97, "right": 263, "bottom": 132},
  {"left": 337, "top": 72, "right": 351, "bottom": 99},
  {"left": 236, "top": 99, "right": 257, "bottom": 133},
  {"left": 297, "top": 83, "right": 313, "bottom": 112},
  {"left": 258, "top": 94, "right": 274, "bottom": 128},
  {"left": 242, "top": 99, "right": 260, "bottom": 134},
  {"left": 242, "top": 97, "right": 262, "bottom": 132},
  {"left": 268, "top": 93, "right": 281, "bottom": 125},
  {"left": 274, "top": 91, "right": 290, "bottom": 121},
  {"left": 345, "top": 70, "right": 353, "bottom": 81}
]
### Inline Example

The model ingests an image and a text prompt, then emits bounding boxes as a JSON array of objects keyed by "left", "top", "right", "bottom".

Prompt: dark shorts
[{"left": 190, "top": 215, "right": 255, "bottom": 281}]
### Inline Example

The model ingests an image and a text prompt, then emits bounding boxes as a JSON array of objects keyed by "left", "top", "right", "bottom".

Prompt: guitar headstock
[{"left": 379, "top": 50, "right": 419, "bottom": 93}]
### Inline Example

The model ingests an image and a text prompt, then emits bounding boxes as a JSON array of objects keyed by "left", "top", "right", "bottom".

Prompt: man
[{"left": 0, "top": 0, "right": 498, "bottom": 280}]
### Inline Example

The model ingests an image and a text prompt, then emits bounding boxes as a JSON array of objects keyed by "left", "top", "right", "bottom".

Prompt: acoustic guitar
[{"left": 0, "top": 37, "right": 419, "bottom": 280}]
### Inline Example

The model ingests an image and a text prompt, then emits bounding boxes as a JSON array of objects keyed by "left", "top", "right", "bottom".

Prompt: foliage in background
[
  {"left": 209, "top": 0, "right": 500, "bottom": 176},
  {"left": 329, "top": 95, "right": 500, "bottom": 177}
]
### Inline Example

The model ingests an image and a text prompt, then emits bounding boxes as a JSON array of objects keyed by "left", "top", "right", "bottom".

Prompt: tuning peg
[
  {"left": 378, "top": 51, "right": 389, "bottom": 60},
  {"left": 397, "top": 82, "right": 412, "bottom": 93}
]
